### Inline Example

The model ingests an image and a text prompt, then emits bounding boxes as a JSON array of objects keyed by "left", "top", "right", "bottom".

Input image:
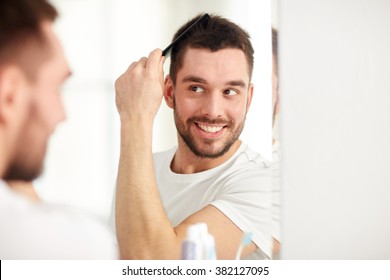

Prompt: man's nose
[{"left": 200, "top": 92, "right": 223, "bottom": 119}]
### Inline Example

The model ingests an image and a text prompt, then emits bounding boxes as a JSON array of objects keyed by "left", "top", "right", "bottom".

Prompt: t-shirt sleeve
[{"left": 210, "top": 165, "right": 272, "bottom": 258}]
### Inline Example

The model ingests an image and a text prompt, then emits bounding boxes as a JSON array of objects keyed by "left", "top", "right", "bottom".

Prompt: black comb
[{"left": 162, "top": 13, "right": 210, "bottom": 58}]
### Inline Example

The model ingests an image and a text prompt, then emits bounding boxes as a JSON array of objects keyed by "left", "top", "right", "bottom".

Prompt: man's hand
[{"left": 115, "top": 49, "right": 165, "bottom": 124}]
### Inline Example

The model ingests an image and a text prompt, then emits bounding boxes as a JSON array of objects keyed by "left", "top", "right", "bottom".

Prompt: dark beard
[
  {"left": 173, "top": 100, "right": 245, "bottom": 159},
  {"left": 3, "top": 102, "right": 45, "bottom": 181},
  {"left": 3, "top": 154, "right": 44, "bottom": 181}
]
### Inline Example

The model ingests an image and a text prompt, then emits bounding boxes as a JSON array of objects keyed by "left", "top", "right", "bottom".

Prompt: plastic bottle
[
  {"left": 181, "top": 224, "right": 202, "bottom": 260},
  {"left": 197, "top": 223, "right": 217, "bottom": 260},
  {"left": 181, "top": 223, "right": 217, "bottom": 260}
]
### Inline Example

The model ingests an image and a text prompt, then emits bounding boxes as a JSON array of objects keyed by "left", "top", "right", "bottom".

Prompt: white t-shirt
[
  {"left": 0, "top": 180, "right": 118, "bottom": 259},
  {"left": 153, "top": 142, "right": 273, "bottom": 259}
]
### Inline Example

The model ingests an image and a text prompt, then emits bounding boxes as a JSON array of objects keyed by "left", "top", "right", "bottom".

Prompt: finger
[
  {"left": 138, "top": 57, "right": 148, "bottom": 68},
  {"left": 145, "top": 49, "right": 163, "bottom": 72},
  {"left": 126, "top": 61, "right": 137, "bottom": 71}
]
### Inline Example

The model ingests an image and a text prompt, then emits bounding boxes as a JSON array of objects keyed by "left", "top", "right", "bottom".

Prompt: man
[
  {"left": 114, "top": 14, "right": 272, "bottom": 259},
  {"left": 0, "top": 0, "right": 118, "bottom": 259}
]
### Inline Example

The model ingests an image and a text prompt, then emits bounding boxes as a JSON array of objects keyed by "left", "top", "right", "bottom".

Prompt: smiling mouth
[{"left": 196, "top": 123, "right": 225, "bottom": 133}]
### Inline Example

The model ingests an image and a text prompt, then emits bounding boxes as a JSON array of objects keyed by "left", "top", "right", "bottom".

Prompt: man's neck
[
  {"left": 7, "top": 180, "right": 40, "bottom": 202},
  {"left": 170, "top": 139, "right": 242, "bottom": 174}
]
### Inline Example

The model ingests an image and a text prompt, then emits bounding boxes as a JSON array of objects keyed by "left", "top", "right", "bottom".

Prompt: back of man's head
[
  {"left": 169, "top": 14, "right": 254, "bottom": 84},
  {"left": 0, "top": 0, "right": 62, "bottom": 182},
  {"left": 0, "top": 0, "right": 58, "bottom": 79}
]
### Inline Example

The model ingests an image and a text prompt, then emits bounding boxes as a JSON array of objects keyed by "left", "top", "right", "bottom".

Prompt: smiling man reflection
[{"left": 114, "top": 14, "right": 273, "bottom": 260}]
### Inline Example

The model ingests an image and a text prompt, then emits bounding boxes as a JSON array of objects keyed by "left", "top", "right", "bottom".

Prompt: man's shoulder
[
  {"left": 153, "top": 147, "right": 176, "bottom": 158},
  {"left": 0, "top": 183, "right": 118, "bottom": 259},
  {"left": 207, "top": 143, "right": 273, "bottom": 186},
  {"left": 235, "top": 143, "right": 272, "bottom": 169},
  {"left": 152, "top": 147, "right": 176, "bottom": 166}
]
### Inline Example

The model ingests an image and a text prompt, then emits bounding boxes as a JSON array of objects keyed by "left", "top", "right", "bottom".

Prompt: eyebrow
[
  {"left": 182, "top": 75, "right": 208, "bottom": 84},
  {"left": 226, "top": 80, "right": 247, "bottom": 88},
  {"left": 182, "top": 75, "right": 247, "bottom": 88}
]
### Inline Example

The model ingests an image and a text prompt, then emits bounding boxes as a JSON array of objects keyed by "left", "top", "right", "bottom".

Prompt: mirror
[{"left": 38, "top": 0, "right": 278, "bottom": 259}]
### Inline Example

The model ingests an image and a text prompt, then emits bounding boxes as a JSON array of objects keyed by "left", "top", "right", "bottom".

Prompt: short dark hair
[
  {"left": 169, "top": 14, "right": 254, "bottom": 84},
  {"left": 0, "top": 0, "right": 58, "bottom": 79}
]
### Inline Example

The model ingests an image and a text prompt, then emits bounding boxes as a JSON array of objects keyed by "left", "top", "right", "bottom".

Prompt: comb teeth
[{"left": 162, "top": 13, "right": 210, "bottom": 58}]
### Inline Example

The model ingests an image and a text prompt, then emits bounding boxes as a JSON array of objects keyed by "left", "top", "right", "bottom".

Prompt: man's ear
[
  {"left": 164, "top": 75, "right": 175, "bottom": 109},
  {"left": 246, "top": 83, "right": 254, "bottom": 113},
  {"left": 0, "top": 66, "right": 28, "bottom": 124}
]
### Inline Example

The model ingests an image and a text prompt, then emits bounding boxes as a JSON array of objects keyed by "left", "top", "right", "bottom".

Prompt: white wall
[
  {"left": 279, "top": 0, "right": 390, "bottom": 259},
  {"left": 36, "top": 0, "right": 272, "bottom": 221}
]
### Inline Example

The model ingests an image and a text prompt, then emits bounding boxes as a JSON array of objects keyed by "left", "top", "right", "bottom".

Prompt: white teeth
[{"left": 198, "top": 123, "right": 223, "bottom": 133}]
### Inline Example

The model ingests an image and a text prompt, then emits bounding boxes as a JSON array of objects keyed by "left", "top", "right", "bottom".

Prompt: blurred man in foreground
[{"left": 0, "top": 0, "right": 118, "bottom": 259}]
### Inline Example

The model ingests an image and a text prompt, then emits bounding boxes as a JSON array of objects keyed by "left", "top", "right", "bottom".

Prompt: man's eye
[
  {"left": 224, "top": 89, "right": 238, "bottom": 96},
  {"left": 190, "top": 86, "right": 205, "bottom": 93}
]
